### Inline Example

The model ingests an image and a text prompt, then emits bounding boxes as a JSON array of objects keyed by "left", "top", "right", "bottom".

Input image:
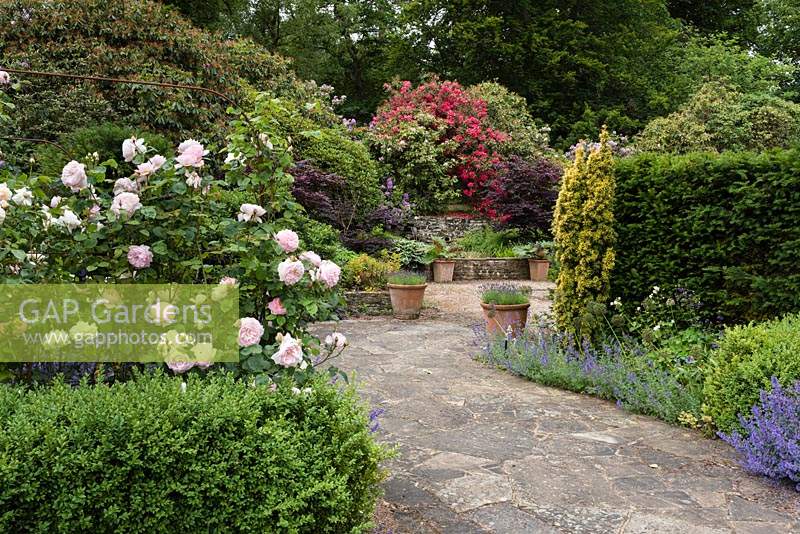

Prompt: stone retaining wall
[
  {"left": 408, "top": 216, "right": 487, "bottom": 243},
  {"left": 344, "top": 290, "right": 392, "bottom": 316},
  {"left": 426, "top": 258, "right": 531, "bottom": 281}
]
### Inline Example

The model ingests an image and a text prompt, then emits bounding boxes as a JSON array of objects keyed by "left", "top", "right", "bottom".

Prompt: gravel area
[{"left": 422, "top": 280, "right": 554, "bottom": 325}]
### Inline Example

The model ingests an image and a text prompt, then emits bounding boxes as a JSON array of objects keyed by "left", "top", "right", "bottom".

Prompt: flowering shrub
[
  {"left": 476, "top": 318, "right": 704, "bottom": 425},
  {"left": 0, "top": 94, "right": 347, "bottom": 386},
  {"left": 368, "top": 78, "right": 507, "bottom": 212},
  {"left": 721, "top": 377, "right": 800, "bottom": 490}
]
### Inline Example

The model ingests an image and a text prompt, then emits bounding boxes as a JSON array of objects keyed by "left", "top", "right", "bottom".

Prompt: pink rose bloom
[
  {"left": 127, "top": 245, "right": 153, "bottom": 269},
  {"left": 268, "top": 297, "right": 286, "bottom": 315},
  {"left": 318, "top": 260, "right": 341, "bottom": 288},
  {"left": 149, "top": 154, "right": 167, "bottom": 171},
  {"left": 166, "top": 361, "right": 194, "bottom": 374},
  {"left": 237, "top": 203, "right": 266, "bottom": 223},
  {"left": 219, "top": 276, "right": 238, "bottom": 286},
  {"left": 299, "top": 250, "right": 322, "bottom": 267},
  {"left": 238, "top": 317, "right": 264, "bottom": 347},
  {"left": 113, "top": 178, "right": 138, "bottom": 195},
  {"left": 277, "top": 259, "right": 304, "bottom": 285},
  {"left": 271, "top": 333, "right": 304, "bottom": 368},
  {"left": 275, "top": 229, "right": 299, "bottom": 253},
  {"left": 50, "top": 196, "right": 62, "bottom": 208},
  {"left": 111, "top": 192, "right": 142, "bottom": 216},
  {"left": 61, "top": 160, "right": 88, "bottom": 192},
  {"left": 325, "top": 332, "right": 347, "bottom": 348},
  {"left": 135, "top": 161, "right": 155, "bottom": 180},
  {"left": 88, "top": 204, "right": 101, "bottom": 219},
  {"left": 176, "top": 139, "right": 206, "bottom": 168}
]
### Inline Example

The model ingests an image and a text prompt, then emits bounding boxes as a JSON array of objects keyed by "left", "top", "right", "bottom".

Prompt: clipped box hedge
[
  {"left": 0, "top": 373, "right": 388, "bottom": 533},
  {"left": 612, "top": 149, "right": 800, "bottom": 322}
]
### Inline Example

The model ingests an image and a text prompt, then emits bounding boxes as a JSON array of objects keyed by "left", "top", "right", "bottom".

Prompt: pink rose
[
  {"left": 318, "top": 260, "right": 341, "bottom": 288},
  {"left": 268, "top": 297, "right": 286, "bottom": 315},
  {"left": 237, "top": 203, "right": 266, "bottom": 223},
  {"left": 60, "top": 160, "right": 88, "bottom": 192},
  {"left": 127, "top": 245, "right": 153, "bottom": 269},
  {"left": 275, "top": 229, "right": 299, "bottom": 253},
  {"left": 149, "top": 154, "right": 167, "bottom": 171},
  {"left": 50, "top": 196, "right": 61, "bottom": 208},
  {"left": 238, "top": 317, "right": 264, "bottom": 347},
  {"left": 166, "top": 361, "right": 194, "bottom": 374},
  {"left": 111, "top": 192, "right": 142, "bottom": 216},
  {"left": 219, "top": 276, "right": 238, "bottom": 286},
  {"left": 278, "top": 259, "right": 304, "bottom": 285},
  {"left": 176, "top": 139, "right": 206, "bottom": 168},
  {"left": 135, "top": 161, "right": 155, "bottom": 180},
  {"left": 271, "top": 333, "right": 304, "bottom": 367},
  {"left": 299, "top": 250, "right": 322, "bottom": 267},
  {"left": 325, "top": 332, "right": 347, "bottom": 348},
  {"left": 113, "top": 178, "right": 138, "bottom": 195}
]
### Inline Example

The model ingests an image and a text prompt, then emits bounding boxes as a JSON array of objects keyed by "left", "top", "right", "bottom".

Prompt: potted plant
[
  {"left": 426, "top": 238, "right": 456, "bottom": 283},
  {"left": 516, "top": 242, "right": 551, "bottom": 281},
  {"left": 387, "top": 271, "right": 428, "bottom": 319},
  {"left": 480, "top": 284, "right": 531, "bottom": 336}
]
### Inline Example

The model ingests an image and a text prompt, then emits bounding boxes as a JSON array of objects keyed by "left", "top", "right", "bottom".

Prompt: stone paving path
[{"left": 316, "top": 317, "right": 800, "bottom": 534}]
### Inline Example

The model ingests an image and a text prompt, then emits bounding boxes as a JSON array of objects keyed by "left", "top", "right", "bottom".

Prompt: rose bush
[{"left": 0, "top": 94, "right": 347, "bottom": 387}]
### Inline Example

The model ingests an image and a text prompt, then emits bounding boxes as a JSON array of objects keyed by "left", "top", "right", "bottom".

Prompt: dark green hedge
[
  {"left": 612, "top": 149, "right": 800, "bottom": 322},
  {"left": 0, "top": 373, "right": 388, "bottom": 533}
]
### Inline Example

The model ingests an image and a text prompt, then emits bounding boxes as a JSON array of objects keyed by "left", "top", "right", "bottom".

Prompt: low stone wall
[
  {"left": 344, "top": 290, "right": 392, "bottom": 317},
  {"left": 426, "top": 258, "right": 530, "bottom": 281},
  {"left": 408, "top": 215, "right": 487, "bottom": 243}
]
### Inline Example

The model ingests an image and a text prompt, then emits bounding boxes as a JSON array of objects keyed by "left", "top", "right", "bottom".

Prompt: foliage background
[{"left": 612, "top": 149, "right": 800, "bottom": 322}]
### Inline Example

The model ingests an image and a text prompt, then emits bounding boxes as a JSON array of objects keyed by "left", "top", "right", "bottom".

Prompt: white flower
[
  {"left": 56, "top": 208, "right": 82, "bottom": 232},
  {"left": 110, "top": 192, "right": 142, "bottom": 216},
  {"left": 60, "top": 160, "right": 88, "bottom": 192},
  {"left": 653, "top": 324, "right": 661, "bottom": 332},
  {"left": 134, "top": 161, "right": 156, "bottom": 180},
  {"left": 0, "top": 71, "right": 10, "bottom": 85},
  {"left": 258, "top": 133, "right": 274, "bottom": 150},
  {"left": 237, "top": 203, "right": 266, "bottom": 223},
  {"left": 0, "top": 183, "right": 11, "bottom": 207},
  {"left": 122, "top": 136, "right": 147, "bottom": 162},
  {"left": 185, "top": 172, "right": 202, "bottom": 189},
  {"left": 149, "top": 154, "right": 167, "bottom": 171},
  {"left": 11, "top": 187, "right": 32, "bottom": 206},
  {"left": 50, "top": 196, "right": 62, "bottom": 208},
  {"left": 113, "top": 178, "right": 138, "bottom": 195},
  {"left": 611, "top": 297, "right": 622, "bottom": 308},
  {"left": 652, "top": 286, "right": 660, "bottom": 294},
  {"left": 224, "top": 152, "right": 245, "bottom": 165},
  {"left": 0, "top": 206, "right": 5, "bottom": 225}
]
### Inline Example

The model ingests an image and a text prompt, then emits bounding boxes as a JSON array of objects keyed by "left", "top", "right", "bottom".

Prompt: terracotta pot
[
  {"left": 388, "top": 283, "right": 427, "bottom": 320},
  {"left": 481, "top": 302, "right": 530, "bottom": 336},
  {"left": 528, "top": 259, "right": 550, "bottom": 281},
  {"left": 432, "top": 260, "right": 456, "bottom": 283}
]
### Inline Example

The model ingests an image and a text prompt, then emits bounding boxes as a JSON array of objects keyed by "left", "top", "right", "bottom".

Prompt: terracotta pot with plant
[
  {"left": 426, "top": 238, "right": 456, "bottom": 283},
  {"left": 516, "top": 242, "right": 551, "bottom": 282},
  {"left": 387, "top": 272, "right": 428, "bottom": 319},
  {"left": 480, "top": 284, "right": 531, "bottom": 336}
]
